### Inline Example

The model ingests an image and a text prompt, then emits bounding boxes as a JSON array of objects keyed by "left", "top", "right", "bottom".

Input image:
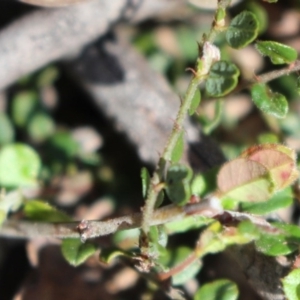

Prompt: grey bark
[{"left": 0, "top": 0, "right": 185, "bottom": 91}]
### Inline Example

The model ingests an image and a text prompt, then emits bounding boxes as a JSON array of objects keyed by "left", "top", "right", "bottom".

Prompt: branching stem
[
  {"left": 140, "top": 0, "right": 232, "bottom": 253},
  {"left": 0, "top": 197, "right": 222, "bottom": 240}
]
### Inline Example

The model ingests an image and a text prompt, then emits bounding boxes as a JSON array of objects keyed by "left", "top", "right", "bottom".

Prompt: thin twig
[
  {"left": 254, "top": 60, "right": 300, "bottom": 84},
  {"left": 233, "top": 60, "right": 300, "bottom": 94},
  {"left": 0, "top": 198, "right": 222, "bottom": 240},
  {"left": 140, "top": 0, "right": 232, "bottom": 244}
]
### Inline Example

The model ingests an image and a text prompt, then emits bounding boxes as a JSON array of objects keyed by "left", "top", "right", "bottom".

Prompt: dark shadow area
[{"left": 0, "top": 240, "right": 31, "bottom": 300}]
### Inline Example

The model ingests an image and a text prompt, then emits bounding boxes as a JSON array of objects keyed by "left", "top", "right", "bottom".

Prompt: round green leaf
[
  {"left": 206, "top": 61, "right": 240, "bottom": 97},
  {"left": 36, "top": 66, "right": 59, "bottom": 87},
  {"left": 255, "top": 233, "right": 297, "bottom": 256},
  {"left": 48, "top": 132, "right": 80, "bottom": 159},
  {"left": 61, "top": 238, "right": 97, "bottom": 266},
  {"left": 256, "top": 41, "right": 298, "bottom": 64},
  {"left": 0, "top": 144, "right": 41, "bottom": 188},
  {"left": 245, "top": 2, "right": 268, "bottom": 34},
  {"left": 242, "top": 145, "right": 297, "bottom": 190},
  {"left": 255, "top": 223, "right": 300, "bottom": 256},
  {"left": 251, "top": 83, "right": 288, "bottom": 118},
  {"left": 217, "top": 158, "right": 274, "bottom": 202},
  {"left": 27, "top": 113, "right": 55, "bottom": 142},
  {"left": 282, "top": 269, "right": 300, "bottom": 300},
  {"left": 226, "top": 11, "right": 259, "bottom": 49},
  {"left": 240, "top": 188, "right": 293, "bottom": 215},
  {"left": 194, "top": 279, "right": 239, "bottom": 300},
  {"left": 12, "top": 91, "right": 38, "bottom": 127},
  {"left": 166, "top": 164, "right": 192, "bottom": 206},
  {"left": 0, "top": 113, "right": 15, "bottom": 145}
]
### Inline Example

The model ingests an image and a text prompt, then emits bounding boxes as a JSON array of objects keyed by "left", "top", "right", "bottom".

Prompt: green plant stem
[
  {"left": 140, "top": 77, "right": 202, "bottom": 239},
  {"left": 205, "top": 0, "right": 231, "bottom": 42},
  {"left": 162, "top": 78, "right": 200, "bottom": 162},
  {"left": 140, "top": 0, "right": 232, "bottom": 250}
]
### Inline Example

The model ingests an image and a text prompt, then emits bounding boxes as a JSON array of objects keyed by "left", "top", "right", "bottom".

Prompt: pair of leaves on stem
[
  {"left": 206, "top": 10, "right": 296, "bottom": 119},
  {"left": 141, "top": 164, "right": 193, "bottom": 207},
  {"left": 225, "top": 10, "right": 297, "bottom": 65},
  {"left": 217, "top": 143, "right": 298, "bottom": 203},
  {"left": 202, "top": 11, "right": 256, "bottom": 96}
]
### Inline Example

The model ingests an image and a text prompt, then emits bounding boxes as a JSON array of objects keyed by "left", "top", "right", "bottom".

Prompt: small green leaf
[
  {"left": 196, "top": 222, "right": 226, "bottom": 256},
  {"left": 226, "top": 11, "right": 259, "bottom": 49},
  {"left": 48, "top": 132, "right": 80, "bottom": 159},
  {"left": 240, "top": 188, "right": 293, "bottom": 214},
  {"left": 245, "top": 2, "right": 268, "bottom": 34},
  {"left": 141, "top": 167, "right": 151, "bottom": 198},
  {"left": 12, "top": 91, "right": 38, "bottom": 127},
  {"left": 149, "top": 225, "right": 168, "bottom": 248},
  {"left": 257, "top": 133, "right": 279, "bottom": 144},
  {"left": 155, "top": 190, "right": 164, "bottom": 208},
  {"left": 165, "top": 215, "right": 211, "bottom": 235},
  {"left": 166, "top": 164, "right": 192, "bottom": 206},
  {"left": 243, "top": 146, "right": 297, "bottom": 190},
  {"left": 255, "top": 233, "right": 297, "bottom": 256},
  {"left": 113, "top": 228, "right": 140, "bottom": 249},
  {"left": 189, "top": 88, "right": 201, "bottom": 115},
  {"left": 148, "top": 226, "right": 169, "bottom": 258},
  {"left": 27, "top": 113, "right": 55, "bottom": 142},
  {"left": 24, "top": 200, "right": 71, "bottom": 222},
  {"left": 282, "top": 269, "right": 300, "bottom": 300},
  {"left": 194, "top": 279, "right": 239, "bottom": 300},
  {"left": 0, "top": 144, "right": 41, "bottom": 188},
  {"left": 251, "top": 83, "right": 288, "bottom": 118},
  {"left": 191, "top": 168, "right": 218, "bottom": 197},
  {"left": 36, "top": 66, "right": 59, "bottom": 87},
  {"left": 61, "top": 238, "right": 96, "bottom": 266},
  {"left": 171, "top": 132, "right": 184, "bottom": 163},
  {"left": 215, "top": 8, "right": 226, "bottom": 23},
  {"left": 217, "top": 158, "right": 274, "bottom": 202},
  {"left": 255, "top": 223, "right": 300, "bottom": 256},
  {"left": 197, "top": 221, "right": 258, "bottom": 259},
  {"left": 0, "top": 113, "right": 15, "bottom": 145},
  {"left": 99, "top": 248, "right": 131, "bottom": 264},
  {"left": 206, "top": 61, "right": 240, "bottom": 97},
  {"left": 256, "top": 41, "right": 298, "bottom": 64}
]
